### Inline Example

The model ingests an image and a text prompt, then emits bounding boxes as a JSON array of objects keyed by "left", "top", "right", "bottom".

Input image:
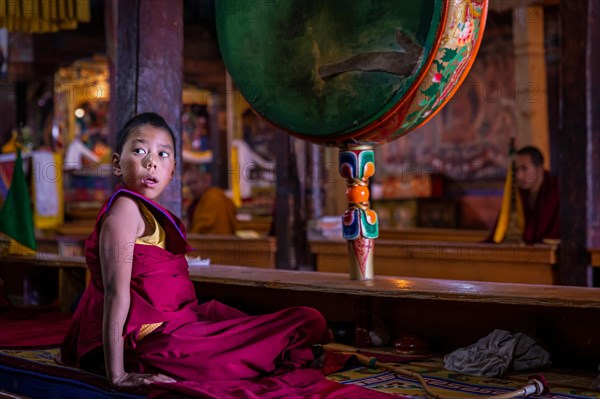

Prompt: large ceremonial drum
[
  {"left": 216, "top": 0, "right": 488, "bottom": 280},
  {"left": 216, "top": 0, "right": 488, "bottom": 146}
]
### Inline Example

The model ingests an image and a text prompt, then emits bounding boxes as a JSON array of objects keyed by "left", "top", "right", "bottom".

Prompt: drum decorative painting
[{"left": 217, "top": 0, "right": 489, "bottom": 279}]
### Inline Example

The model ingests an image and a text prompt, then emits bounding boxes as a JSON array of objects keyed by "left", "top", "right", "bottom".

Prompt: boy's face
[
  {"left": 113, "top": 125, "right": 175, "bottom": 200},
  {"left": 515, "top": 154, "right": 543, "bottom": 191}
]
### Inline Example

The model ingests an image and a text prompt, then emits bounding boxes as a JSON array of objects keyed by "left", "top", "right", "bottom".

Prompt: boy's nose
[{"left": 144, "top": 154, "right": 157, "bottom": 169}]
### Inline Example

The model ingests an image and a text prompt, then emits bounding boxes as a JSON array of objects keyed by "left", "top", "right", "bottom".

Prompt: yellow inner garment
[
  {"left": 135, "top": 202, "right": 166, "bottom": 250},
  {"left": 135, "top": 201, "right": 166, "bottom": 340}
]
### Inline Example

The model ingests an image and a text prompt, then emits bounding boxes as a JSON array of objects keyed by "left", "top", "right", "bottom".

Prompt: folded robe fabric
[
  {"left": 443, "top": 329, "right": 551, "bottom": 377},
  {"left": 61, "top": 187, "right": 396, "bottom": 399}
]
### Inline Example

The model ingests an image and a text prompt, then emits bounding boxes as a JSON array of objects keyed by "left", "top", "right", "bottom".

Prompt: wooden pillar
[
  {"left": 307, "top": 143, "right": 323, "bottom": 219},
  {"left": 291, "top": 138, "right": 313, "bottom": 269},
  {"left": 273, "top": 134, "right": 316, "bottom": 270},
  {"left": 218, "top": 73, "right": 233, "bottom": 191},
  {"left": 104, "top": 0, "right": 117, "bottom": 153},
  {"left": 274, "top": 131, "right": 291, "bottom": 269},
  {"left": 558, "top": 0, "right": 590, "bottom": 286},
  {"left": 15, "top": 81, "right": 27, "bottom": 128},
  {"left": 323, "top": 146, "right": 347, "bottom": 216},
  {"left": 587, "top": 0, "right": 600, "bottom": 250},
  {"left": 512, "top": 5, "right": 551, "bottom": 169},
  {"left": 106, "top": 0, "right": 183, "bottom": 216},
  {"left": 543, "top": 6, "right": 560, "bottom": 176},
  {"left": 208, "top": 92, "right": 225, "bottom": 189}
]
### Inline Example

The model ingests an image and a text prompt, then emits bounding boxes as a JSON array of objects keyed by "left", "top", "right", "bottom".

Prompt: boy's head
[
  {"left": 112, "top": 113, "right": 177, "bottom": 200},
  {"left": 116, "top": 113, "right": 176, "bottom": 158}
]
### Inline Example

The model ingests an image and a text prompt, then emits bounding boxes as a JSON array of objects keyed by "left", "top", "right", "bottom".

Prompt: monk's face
[
  {"left": 515, "top": 154, "right": 543, "bottom": 191},
  {"left": 184, "top": 171, "right": 211, "bottom": 198},
  {"left": 112, "top": 125, "right": 175, "bottom": 200}
]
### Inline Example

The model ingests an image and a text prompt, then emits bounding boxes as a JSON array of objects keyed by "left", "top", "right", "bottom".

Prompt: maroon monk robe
[
  {"left": 61, "top": 188, "right": 395, "bottom": 399},
  {"left": 484, "top": 171, "right": 560, "bottom": 244},
  {"left": 520, "top": 171, "right": 560, "bottom": 244}
]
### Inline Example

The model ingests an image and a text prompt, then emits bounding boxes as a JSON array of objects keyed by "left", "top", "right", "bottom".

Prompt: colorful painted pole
[{"left": 339, "top": 145, "right": 379, "bottom": 280}]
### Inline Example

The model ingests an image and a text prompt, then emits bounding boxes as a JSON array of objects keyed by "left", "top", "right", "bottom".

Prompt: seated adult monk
[
  {"left": 488, "top": 146, "right": 560, "bottom": 244},
  {"left": 184, "top": 167, "right": 238, "bottom": 235}
]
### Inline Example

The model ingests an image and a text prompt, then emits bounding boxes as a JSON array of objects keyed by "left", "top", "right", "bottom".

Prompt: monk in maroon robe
[
  {"left": 61, "top": 113, "right": 395, "bottom": 399},
  {"left": 519, "top": 170, "right": 559, "bottom": 244},
  {"left": 487, "top": 146, "right": 560, "bottom": 244},
  {"left": 60, "top": 188, "right": 393, "bottom": 399}
]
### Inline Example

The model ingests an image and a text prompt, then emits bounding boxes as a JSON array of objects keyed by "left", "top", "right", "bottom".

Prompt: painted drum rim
[{"left": 322, "top": 0, "right": 450, "bottom": 145}]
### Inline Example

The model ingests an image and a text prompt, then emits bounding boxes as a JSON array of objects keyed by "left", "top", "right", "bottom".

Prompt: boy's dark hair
[
  {"left": 116, "top": 112, "right": 177, "bottom": 157},
  {"left": 516, "top": 146, "right": 544, "bottom": 166}
]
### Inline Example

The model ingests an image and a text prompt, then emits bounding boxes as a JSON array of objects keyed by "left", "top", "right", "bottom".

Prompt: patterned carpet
[
  {"left": 0, "top": 347, "right": 599, "bottom": 399},
  {"left": 328, "top": 359, "right": 600, "bottom": 399}
]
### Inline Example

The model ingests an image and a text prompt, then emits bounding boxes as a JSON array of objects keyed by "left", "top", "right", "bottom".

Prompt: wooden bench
[
  {"left": 18, "top": 233, "right": 278, "bottom": 269},
  {"left": 591, "top": 248, "right": 600, "bottom": 268},
  {"left": 1, "top": 232, "right": 277, "bottom": 309},
  {"left": 310, "top": 239, "right": 558, "bottom": 284},
  {"left": 379, "top": 228, "right": 488, "bottom": 242},
  {"left": 237, "top": 217, "right": 272, "bottom": 236},
  {"left": 56, "top": 220, "right": 95, "bottom": 236},
  {"left": 56, "top": 220, "right": 278, "bottom": 267},
  {"left": 188, "top": 265, "right": 600, "bottom": 369},
  {"left": 36, "top": 236, "right": 86, "bottom": 258},
  {"left": 1, "top": 254, "right": 598, "bottom": 370},
  {"left": 187, "top": 234, "right": 276, "bottom": 268},
  {"left": 0, "top": 253, "right": 87, "bottom": 312}
]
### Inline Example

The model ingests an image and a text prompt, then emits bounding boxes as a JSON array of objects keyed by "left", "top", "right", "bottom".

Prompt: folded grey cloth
[{"left": 443, "top": 329, "right": 551, "bottom": 377}]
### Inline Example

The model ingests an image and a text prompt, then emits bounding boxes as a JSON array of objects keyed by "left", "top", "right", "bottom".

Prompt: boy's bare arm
[{"left": 99, "top": 196, "right": 175, "bottom": 386}]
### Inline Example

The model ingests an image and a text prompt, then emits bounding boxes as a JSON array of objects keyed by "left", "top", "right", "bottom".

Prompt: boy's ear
[{"left": 112, "top": 153, "right": 122, "bottom": 176}]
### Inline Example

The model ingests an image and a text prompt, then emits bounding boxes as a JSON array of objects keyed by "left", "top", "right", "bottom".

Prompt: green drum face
[{"left": 217, "top": 0, "right": 487, "bottom": 146}]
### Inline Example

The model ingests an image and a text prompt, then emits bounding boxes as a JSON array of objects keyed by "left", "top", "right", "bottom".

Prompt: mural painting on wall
[{"left": 376, "top": 26, "right": 516, "bottom": 183}]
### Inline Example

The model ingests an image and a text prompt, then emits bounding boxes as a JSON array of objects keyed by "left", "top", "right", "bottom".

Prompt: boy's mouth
[{"left": 142, "top": 176, "right": 159, "bottom": 186}]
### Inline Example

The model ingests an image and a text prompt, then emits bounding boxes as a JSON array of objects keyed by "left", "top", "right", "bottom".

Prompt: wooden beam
[
  {"left": 587, "top": 0, "right": 600, "bottom": 249},
  {"left": 512, "top": 5, "right": 550, "bottom": 168},
  {"left": 558, "top": 0, "right": 591, "bottom": 286},
  {"left": 274, "top": 130, "right": 291, "bottom": 268}
]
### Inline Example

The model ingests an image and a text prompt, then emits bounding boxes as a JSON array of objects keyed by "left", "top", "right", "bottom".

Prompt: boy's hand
[{"left": 112, "top": 372, "right": 176, "bottom": 387}]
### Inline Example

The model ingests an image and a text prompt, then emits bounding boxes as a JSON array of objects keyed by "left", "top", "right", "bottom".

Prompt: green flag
[{"left": 0, "top": 149, "right": 36, "bottom": 250}]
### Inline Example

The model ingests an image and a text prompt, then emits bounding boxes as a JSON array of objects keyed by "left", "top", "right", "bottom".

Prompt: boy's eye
[
  {"left": 134, "top": 148, "right": 147, "bottom": 155},
  {"left": 159, "top": 151, "right": 170, "bottom": 158}
]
